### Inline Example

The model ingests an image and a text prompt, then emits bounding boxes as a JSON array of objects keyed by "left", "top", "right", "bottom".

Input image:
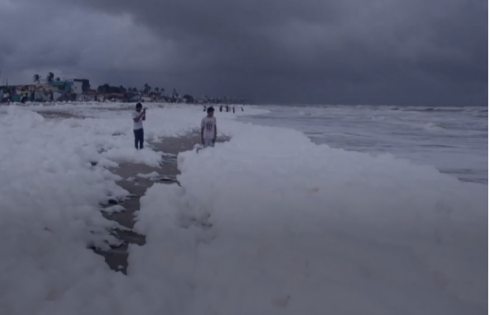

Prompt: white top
[
  {"left": 201, "top": 116, "right": 216, "bottom": 139},
  {"left": 132, "top": 110, "right": 144, "bottom": 130}
]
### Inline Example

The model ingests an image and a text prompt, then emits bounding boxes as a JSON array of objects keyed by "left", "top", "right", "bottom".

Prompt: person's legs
[
  {"left": 203, "top": 139, "right": 215, "bottom": 148},
  {"left": 139, "top": 129, "right": 144, "bottom": 149},
  {"left": 134, "top": 130, "right": 139, "bottom": 149}
]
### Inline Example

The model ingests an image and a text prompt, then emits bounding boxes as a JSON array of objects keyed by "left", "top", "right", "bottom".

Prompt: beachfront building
[
  {"left": 0, "top": 80, "right": 78, "bottom": 102},
  {"left": 71, "top": 80, "right": 83, "bottom": 95},
  {"left": 77, "top": 89, "right": 98, "bottom": 102},
  {"left": 32, "top": 84, "right": 53, "bottom": 102},
  {"left": 48, "top": 79, "right": 85, "bottom": 101},
  {"left": 73, "top": 79, "right": 90, "bottom": 93},
  {"left": 49, "top": 81, "right": 72, "bottom": 93},
  {"left": 77, "top": 94, "right": 95, "bottom": 102},
  {"left": 0, "top": 84, "right": 50, "bottom": 102}
]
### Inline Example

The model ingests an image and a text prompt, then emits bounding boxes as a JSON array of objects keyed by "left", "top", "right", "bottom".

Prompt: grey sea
[{"left": 239, "top": 105, "right": 488, "bottom": 184}]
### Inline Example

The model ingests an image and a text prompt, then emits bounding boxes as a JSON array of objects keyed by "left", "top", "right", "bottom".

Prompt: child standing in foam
[
  {"left": 132, "top": 103, "right": 146, "bottom": 150},
  {"left": 201, "top": 106, "right": 217, "bottom": 148}
]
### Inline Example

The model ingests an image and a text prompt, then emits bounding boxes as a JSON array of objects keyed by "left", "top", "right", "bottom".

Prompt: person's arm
[
  {"left": 213, "top": 119, "right": 217, "bottom": 142},
  {"left": 201, "top": 119, "right": 205, "bottom": 144},
  {"left": 133, "top": 109, "right": 146, "bottom": 123}
]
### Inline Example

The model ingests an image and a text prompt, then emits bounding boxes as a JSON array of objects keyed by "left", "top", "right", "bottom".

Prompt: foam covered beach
[{"left": 0, "top": 103, "right": 486, "bottom": 315}]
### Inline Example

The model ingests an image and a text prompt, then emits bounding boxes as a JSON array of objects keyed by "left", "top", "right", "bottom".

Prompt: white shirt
[
  {"left": 201, "top": 116, "right": 216, "bottom": 139},
  {"left": 132, "top": 110, "right": 144, "bottom": 130}
]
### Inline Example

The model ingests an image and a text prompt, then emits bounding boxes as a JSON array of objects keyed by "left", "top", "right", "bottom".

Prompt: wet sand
[
  {"left": 27, "top": 108, "right": 222, "bottom": 274},
  {"left": 95, "top": 133, "right": 228, "bottom": 274},
  {"left": 38, "top": 111, "right": 85, "bottom": 119}
]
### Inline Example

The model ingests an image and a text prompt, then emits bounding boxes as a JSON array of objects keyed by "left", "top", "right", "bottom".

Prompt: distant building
[
  {"left": 72, "top": 81, "right": 83, "bottom": 95},
  {"left": 73, "top": 79, "right": 91, "bottom": 93},
  {"left": 48, "top": 80, "right": 86, "bottom": 101},
  {"left": 77, "top": 95, "right": 94, "bottom": 102},
  {"left": 49, "top": 81, "right": 73, "bottom": 94}
]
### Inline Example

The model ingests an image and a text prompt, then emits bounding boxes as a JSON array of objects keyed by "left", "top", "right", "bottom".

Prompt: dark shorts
[{"left": 203, "top": 139, "right": 215, "bottom": 148}]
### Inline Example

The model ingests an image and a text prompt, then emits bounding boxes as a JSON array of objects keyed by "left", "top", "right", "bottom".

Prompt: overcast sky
[{"left": 0, "top": 0, "right": 487, "bottom": 105}]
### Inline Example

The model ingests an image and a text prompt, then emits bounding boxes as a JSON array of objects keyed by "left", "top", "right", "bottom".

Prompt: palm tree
[
  {"left": 143, "top": 83, "right": 149, "bottom": 94},
  {"left": 55, "top": 77, "right": 61, "bottom": 82},
  {"left": 97, "top": 84, "right": 111, "bottom": 93},
  {"left": 33, "top": 74, "right": 41, "bottom": 84},
  {"left": 46, "top": 72, "right": 55, "bottom": 83}
]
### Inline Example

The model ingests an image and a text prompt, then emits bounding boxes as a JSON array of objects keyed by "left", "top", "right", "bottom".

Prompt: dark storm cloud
[{"left": 0, "top": 0, "right": 487, "bottom": 105}]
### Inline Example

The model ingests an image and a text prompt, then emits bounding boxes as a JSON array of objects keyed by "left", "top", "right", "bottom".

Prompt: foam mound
[
  {"left": 133, "top": 125, "right": 487, "bottom": 315},
  {"left": 0, "top": 103, "right": 485, "bottom": 315}
]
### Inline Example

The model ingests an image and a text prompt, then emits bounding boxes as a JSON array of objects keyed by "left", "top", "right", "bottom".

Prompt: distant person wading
[{"left": 132, "top": 103, "right": 146, "bottom": 150}]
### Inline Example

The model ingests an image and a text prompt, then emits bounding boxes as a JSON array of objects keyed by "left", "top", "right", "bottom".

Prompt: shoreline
[{"left": 95, "top": 133, "right": 228, "bottom": 274}]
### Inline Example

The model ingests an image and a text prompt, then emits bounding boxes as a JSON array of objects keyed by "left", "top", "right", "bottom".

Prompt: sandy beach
[{"left": 96, "top": 133, "right": 227, "bottom": 274}]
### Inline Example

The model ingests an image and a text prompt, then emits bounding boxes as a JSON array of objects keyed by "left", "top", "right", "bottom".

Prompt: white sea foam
[
  {"left": 132, "top": 123, "right": 486, "bottom": 315},
  {"left": 0, "top": 103, "right": 485, "bottom": 315}
]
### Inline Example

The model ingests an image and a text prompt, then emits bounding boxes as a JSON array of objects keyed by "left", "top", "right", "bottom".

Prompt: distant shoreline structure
[{"left": 0, "top": 74, "right": 250, "bottom": 105}]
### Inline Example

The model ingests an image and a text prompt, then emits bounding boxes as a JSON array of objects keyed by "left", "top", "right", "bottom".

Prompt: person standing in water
[
  {"left": 132, "top": 103, "right": 146, "bottom": 150},
  {"left": 201, "top": 107, "right": 217, "bottom": 148}
]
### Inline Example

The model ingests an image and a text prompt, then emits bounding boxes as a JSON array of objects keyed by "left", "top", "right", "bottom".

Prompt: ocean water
[{"left": 238, "top": 105, "right": 488, "bottom": 184}]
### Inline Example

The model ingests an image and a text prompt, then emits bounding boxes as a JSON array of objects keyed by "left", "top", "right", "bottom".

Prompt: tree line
[
  {"left": 32, "top": 72, "right": 60, "bottom": 84},
  {"left": 30, "top": 73, "right": 249, "bottom": 104}
]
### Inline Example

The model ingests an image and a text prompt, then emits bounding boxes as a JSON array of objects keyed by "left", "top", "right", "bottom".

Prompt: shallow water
[{"left": 238, "top": 105, "right": 488, "bottom": 184}]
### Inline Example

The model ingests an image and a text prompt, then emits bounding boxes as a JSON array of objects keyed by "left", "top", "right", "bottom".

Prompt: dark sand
[
  {"left": 95, "top": 133, "right": 228, "bottom": 274},
  {"left": 38, "top": 111, "right": 84, "bottom": 119}
]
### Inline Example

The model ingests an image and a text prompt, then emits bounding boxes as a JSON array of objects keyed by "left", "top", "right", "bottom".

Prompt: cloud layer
[{"left": 0, "top": 0, "right": 487, "bottom": 105}]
